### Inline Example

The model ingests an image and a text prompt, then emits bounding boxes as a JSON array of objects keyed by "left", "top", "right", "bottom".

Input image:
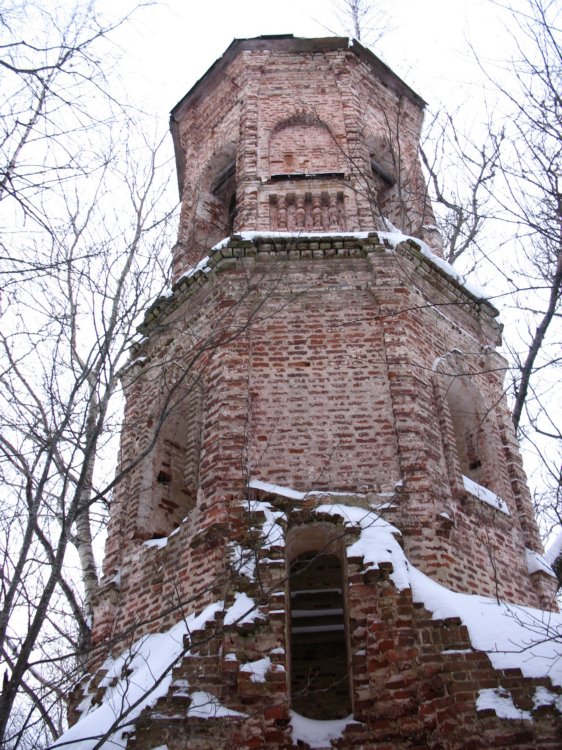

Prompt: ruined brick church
[{"left": 64, "top": 36, "right": 562, "bottom": 749}]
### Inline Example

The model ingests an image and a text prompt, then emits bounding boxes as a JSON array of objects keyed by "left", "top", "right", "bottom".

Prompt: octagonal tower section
[
  {"left": 169, "top": 35, "right": 440, "bottom": 279},
  {"left": 77, "top": 36, "right": 560, "bottom": 750}
]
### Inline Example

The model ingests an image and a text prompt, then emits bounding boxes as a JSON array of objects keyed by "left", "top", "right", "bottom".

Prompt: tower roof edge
[{"left": 169, "top": 35, "right": 427, "bottom": 124}]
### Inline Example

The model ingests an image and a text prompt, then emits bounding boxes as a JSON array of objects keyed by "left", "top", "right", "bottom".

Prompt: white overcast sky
[{"left": 115, "top": 0, "right": 519, "bottom": 129}]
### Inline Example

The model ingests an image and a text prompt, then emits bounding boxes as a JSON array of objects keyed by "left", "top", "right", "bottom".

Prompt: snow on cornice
[
  {"left": 212, "top": 230, "right": 489, "bottom": 301},
  {"left": 248, "top": 477, "right": 367, "bottom": 501},
  {"left": 137, "top": 230, "right": 492, "bottom": 339}
]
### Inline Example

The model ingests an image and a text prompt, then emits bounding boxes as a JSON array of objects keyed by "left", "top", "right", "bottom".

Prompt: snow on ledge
[
  {"left": 143, "top": 536, "right": 169, "bottom": 549},
  {"left": 289, "top": 711, "right": 360, "bottom": 747},
  {"left": 248, "top": 478, "right": 366, "bottom": 501},
  {"left": 246, "top": 499, "right": 287, "bottom": 549},
  {"left": 545, "top": 529, "right": 562, "bottom": 567},
  {"left": 249, "top": 478, "right": 306, "bottom": 500},
  {"left": 223, "top": 591, "right": 265, "bottom": 627},
  {"left": 533, "top": 686, "right": 562, "bottom": 712},
  {"left": 526, "top": 548, "right": 557, "bottom": 578},
  {"left": 229, "top": 541, "right": 257, "bottom": 580},
  {"left": 239, "top": 656, "right": 273, "bottom": 683},
  {"left": 462, "top": 475, "right": 510, "bottom": 515},
  {"left": 476, "top": 687, "right": 532, "bottom": 720},
  {"left": 187, "top": 691, "right": 246, "bottom": 719},
  {"left": 211, "top": 230, "right": 489, "bottom": 301}
]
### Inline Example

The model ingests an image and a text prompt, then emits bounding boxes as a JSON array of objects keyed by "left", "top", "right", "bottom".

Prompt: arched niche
[
  {"left": 192, "top": 142, "right": 237, "bottom": 254},
  {"left": 435, "top": 354, "right": 499, "bottom": 492},
  {"left": 446, "top": 375, "right": 495, "bottom": 486},
  {"left": 138, "top": 377, "right": 204, "bottom": 539},
  {"left": 286, "top": 523, "right": 351, "bottom": 720},
  {"left": 269, "top": 114, "right": 342, "bottom": 177},
  {"left": 365, "top": 134, "right": 399, "bottom": 227}
]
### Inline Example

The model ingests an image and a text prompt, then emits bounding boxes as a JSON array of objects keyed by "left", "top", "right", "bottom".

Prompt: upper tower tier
[{"left": 169, "top": 35, "right": 439, "bottom": 279}]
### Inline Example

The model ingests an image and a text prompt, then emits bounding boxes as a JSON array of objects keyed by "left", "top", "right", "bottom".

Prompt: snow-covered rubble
[
  {"left": 289, "top": 711, "right": 360, "bottom": 747},
  {"left": 55, "top": 487, "right": 562, "bottom": 748},
  {"left": 52, "top": 602, "right": 224, "bottom": 749},
  {"left": 52, "top": 594, "right": 259, "bottom": 749},
  {"left": 247, "top": 481, "right": 562, "bottom": 687}
]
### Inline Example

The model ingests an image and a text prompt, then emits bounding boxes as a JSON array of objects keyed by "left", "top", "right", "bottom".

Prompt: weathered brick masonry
[{"left": 80, "top": 37, "right": 561, "bottom": 749}]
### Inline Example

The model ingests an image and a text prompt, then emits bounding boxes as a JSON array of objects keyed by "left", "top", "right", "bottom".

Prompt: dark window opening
[
  {"left": 210, "top": 158, "right": 236, "bottom": 240},
  {"left": 227, "top": 191, "right": 237, "bottom": 235},
  {"left": 366, "top": 136, "right": 400, "bottom": 229},
  {"left": 192, "top": 147, "right": 238, "bottom": 253},
  {"left": 144, "top": 382, "right": 203, "bottom": 537},
  {"left": 370, "top": 156, "right": 395, "bottom": 188},
  {"left": 289, "top": 552, "right": 351, "bottom": 719},
  {"left": 211, "top": 160, "right": 235, "bottom": 195},
  {"left": 156, "top": 470, "right": 171, "bottom": 485}
]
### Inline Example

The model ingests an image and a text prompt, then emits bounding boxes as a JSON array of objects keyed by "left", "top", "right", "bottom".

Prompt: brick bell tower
[{"left": 70, "top": 36, "right": 562, "bottom": 750}]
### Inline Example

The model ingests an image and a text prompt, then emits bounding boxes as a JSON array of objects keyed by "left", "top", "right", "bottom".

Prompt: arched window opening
[
  {"left": 148, "top": 381, "right": 204, "bottom": 538},
  {"left": 192, "top": 144, "right": 237, "bottom": 254},
  {"left": 289, "top": 549, "right": 351, "bottom": 719},
  {"left": 445, "top": 375, "right": 495, "bottom": 489},
  {"left": 370, "top": 154, "right": 395, "bottom": 189},
  {"left": 367, "top": 136, "right": 397, "bottom": 222}
]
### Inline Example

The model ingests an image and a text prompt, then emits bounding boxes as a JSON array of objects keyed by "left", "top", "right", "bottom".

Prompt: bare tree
[
  {"left": 463, "top": 2, "right": 561, "bottom": 550},
  {"left": 333, "top": 0, "right": 393, "bottom": 47},
  {"left": 498, "top": 0, "right": 562, "bottom": 568},
  {"left": 420, "top": 110, "right": 504, "bottom": 269},
  {"left": 0, "top": 134, "right": 176, "bottom": 747},
  {"left": 0, "top": 2, "right": 178, "bottom": 746},
  {"left": 489, "top": 0, "right": 561, "bottom": 429},
  {"left": 336, "top": 0, "right": 561, "bottom": 565}
]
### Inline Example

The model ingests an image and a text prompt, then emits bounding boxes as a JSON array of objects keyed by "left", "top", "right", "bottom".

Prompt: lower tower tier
[
  {"left": 64, "top": 481, "right": 562, "bottom": 749},
  {"left": 59, "top": 233, "right": 560, "bottom": 749}
]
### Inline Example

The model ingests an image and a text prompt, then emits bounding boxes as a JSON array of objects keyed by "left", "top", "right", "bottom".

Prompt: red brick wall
[
  {"left": 90, "top": 484, "right": 561, "bottom": 750},
  {"left": 95, "top": 235, "right": 553, "bottom": 656}
]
